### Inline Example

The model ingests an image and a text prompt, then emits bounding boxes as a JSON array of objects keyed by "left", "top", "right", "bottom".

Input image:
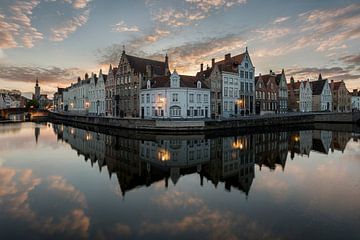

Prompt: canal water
[{"left": 0, "top": 122, "right": 359, "bottom": 240}]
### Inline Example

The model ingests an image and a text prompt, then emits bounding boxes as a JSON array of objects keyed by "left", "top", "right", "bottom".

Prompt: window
[
  {"left": 240, "top": 70, "right": 244, "bottom": 78},
  {"left": 224, "top": 87, "right": 228, "bottom": 96},
  {"left": 189, "top": 94, "right": 194, "bottom": 103},
  {"left": 224, "top": 77, "right": 228, "bottom": 84},
  {"left": 245, "top": 83, "right": 248, "bottom": 92},
  {"left": 141, "top": 94, "right": 144, "bottom": 103},
  {"left": 224, "top": 101, "right": 228, "bottom": 111},
  {"left": 229, "top": 87, "right": 233, "bottom": 97},
  {"left": 240, "top": 82, "right": 244, "bottom": 91},
  {"left": 172, "top": 93, "right": 178, "bottom": 102},
  {"left": 146, "top": 94, "right": 150, "bottom": 103},
  {"left": 245, "top": 62, "right": 249, "bottom": 68},
  {"left": 197, "top": 94, "right": 201, "bottom": 103},
  {"left": 229, "top": 78, "right": 233, "bottom": 84},
  {"left": 170, "top": 106, "right": 181, "bottom": 117},
  {"left": 146, "top": 107, "right": 150, "bottom": 116},
  {"left": 204, "top": 94, "right": 209, "bottom": 103},
  {"left": 249, "top": 83, "right": 253, "bottom": 92},
  {"left": 249, "top": 72, "right": 253, "bottom": 79},
  {"left": 245, "top": 71, "right": 248, "bottom": 79},
  {"left": 151, "top": 94, "right": 155, "bottom": 103},
  {"left": 235, "top": 88, "right": 238, "bottom": 97},
  {"left": 197, "top": 107, "right": 201, "bottom": 116}
]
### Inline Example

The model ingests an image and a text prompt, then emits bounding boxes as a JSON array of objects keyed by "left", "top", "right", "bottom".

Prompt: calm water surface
[{"left": 0, "top": 122, "right": 359, "bottom": 240}]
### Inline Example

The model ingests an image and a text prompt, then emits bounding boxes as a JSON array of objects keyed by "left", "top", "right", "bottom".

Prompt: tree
[{"left": 26, "top": 99, "right": 39, "bottom": 109}]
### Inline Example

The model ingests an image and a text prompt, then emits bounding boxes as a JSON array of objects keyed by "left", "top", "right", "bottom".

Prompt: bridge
[{"left": 0, "top": 108, "right": 49, "bottom": 121}]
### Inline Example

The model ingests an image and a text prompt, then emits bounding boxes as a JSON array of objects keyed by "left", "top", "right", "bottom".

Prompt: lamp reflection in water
[
  {"left": 232, "top": 138, "right": 244, "bottom": 150},
  {"left": 158, "top": 148, "right": 170, "bottom": 162}
]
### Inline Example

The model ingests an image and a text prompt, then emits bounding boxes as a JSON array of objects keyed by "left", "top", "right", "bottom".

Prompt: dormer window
[
  {"left": 245, "top": 62, "right": 248, "bottom": 68},
  {"left": 170, "top": 71, "right": 180, "bottom": 88},
  {"left": 147, "top": 80, "right": 151, "bottom": 89},
  {"left": 197, "top": 81, "right": 201, "bottom": 88}
]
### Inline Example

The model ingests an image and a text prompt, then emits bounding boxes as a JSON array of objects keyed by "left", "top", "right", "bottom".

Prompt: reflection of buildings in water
[
  {"left": 54, "top": 125, "right": 106, "bottom": 167},
  {"left": 206, "top": 136, "right": 255, "bottom": 194},
  {"left": 35, "top": 126, "right": 40, "bottom": 143},
  {"left": 139, "top": 137, "right": 210, "bottom": 185},
  {"left": 331, "top": 131, "right": 352, "bottom": 153},
  {"left": 288, "top": 130, "right": 313, "bottom": 159},
  {"left": 312, "top": 130, "right": 332, "bottom": 154},
  {"left": 52, "top": 124, "right": 258, "bottom": 196},
  {"left": 254, "top": 132, "right": 288, "bottom": 170}
]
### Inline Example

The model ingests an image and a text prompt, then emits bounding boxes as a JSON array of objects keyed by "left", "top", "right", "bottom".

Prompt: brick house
[
  {"left": 330, "top": 80, "right": 351, "bottom": 112},
  {"left": 255, "top": 73, "right": 279, "bottom": 115}
]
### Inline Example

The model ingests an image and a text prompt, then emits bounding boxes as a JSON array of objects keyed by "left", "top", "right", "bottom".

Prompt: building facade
[
  {"left": 255, "top": 73, "right": 279, "bottom": 115},
  {"left": 140, "top": 70, "right": 210, "bottom": 119},
  {"left": 63, "top": 74, "right": 90, "bottom": 113},
  {"left": 287, "top": 78, "right": 312, "bottom": 112},
  {"left": 114, "top": 50, "right": 169, "bottom": 118},
  {"left": 330, "top": 80, "right": 351, "bottom": 112},
  {"left": 310, "top": 75, "right": 332, "bottom": 111},
  {"left": 275, "top": 69, "right": 288, "bottom": 113},
  {"left": 351, "top": 89, "right": 360, "bottom": 111},
  {"left": 88, "top": 70, "right": 107, "bottom": 116},
  {"left": 105, "top": 65, "right": 118, "bottom": 116},
  {"left": 197, "top": 48, "right": 255, "bottom": 119}
]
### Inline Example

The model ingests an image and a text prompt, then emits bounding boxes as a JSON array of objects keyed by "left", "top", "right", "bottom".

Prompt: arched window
[{"left": 170, "top": 106, "right": 181, "bottom": 117}]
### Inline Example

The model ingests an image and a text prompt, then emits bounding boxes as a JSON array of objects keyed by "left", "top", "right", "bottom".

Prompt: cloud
[
  {"left": 112, "top": 21, "right": 140, "bottom": 32},
  {"left": 253, "top": 27, "right": 290, "bottom": 40},
  {"left": 286, "top": 66, "right": 360, "bottom": 89},
  {"left": 273, "top": 16, "right": 290, "bottom": 24},
  {"left": 0, "top": 0, "right": 43, "bottom": 49},
  {"left": 149, "top": 0, "right": 247, "bottom": 27},
  {"left": 0, "top": 63, "right": 87, "bottom": 89},
  {"left": 72, "top": 0, "right": 91, "bottom": 9},
  {"left": 50, "top": 9, "right": 90, "bottom": 41},
  {"left": 339, "top": 53, "right": 360, "bottom": 70}
]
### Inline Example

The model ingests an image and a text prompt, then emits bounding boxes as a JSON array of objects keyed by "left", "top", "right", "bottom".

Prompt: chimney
[
  {"left": 211, "top": 58, "right": 215, "bottom": 67},
  {"left": 77, "top": 77, "right": 81, "bottom": 83},
  {"left": 318, "top": 73, "right": 322, "bottom": 80},
  {"left": 225, "top": 53, "right": 231, "bottom": 62},
  {"left": 164, "top": 53, "right": 169, "bottom": 76},
  {"left": 269, "top": 70, "right": 273, "bottom": 75},
  {"left": 85, "top": 73, "right": 89, "bottom": 80},
  {"left": 200, "top": 63, "right": 203, "bottom": 72}
]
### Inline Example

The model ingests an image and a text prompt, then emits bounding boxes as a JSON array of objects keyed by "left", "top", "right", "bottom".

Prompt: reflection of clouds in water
[
  {"left": 152, "top": 189, "right": 204, "bottom": 209},
  {"left": 0, "top": 167, "right": 90, "bottom": 238},
  {"left": 94, "top": 223, "right": 132, "bottom": 240},
  {"left": 140, "top": 204, "right": 279, "bottom": 240}
]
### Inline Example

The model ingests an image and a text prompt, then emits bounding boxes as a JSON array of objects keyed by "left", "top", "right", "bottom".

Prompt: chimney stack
[
  {"left": 225, "top": 53, "right": 231, "bottom": 62},
  {"left": 211, "top": 58, "right": 215, "bottom": 67},
  {"left": 200, "top": 63, "right": 203, "bottom": 72}
]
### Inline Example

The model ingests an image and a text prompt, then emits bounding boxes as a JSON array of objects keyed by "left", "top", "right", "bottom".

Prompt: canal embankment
[{"left": 49, "top": 111, "right": 360, "bottom": 132}]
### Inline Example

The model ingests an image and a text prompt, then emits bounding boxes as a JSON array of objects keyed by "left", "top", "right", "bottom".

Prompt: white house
[
  {"left": 63, "top": 74, "right": 90, "bottom": 114},
  {"left": 140, "top": 70, "right": 211, "bottom": 119},
  {"left": 88, "top": 70, "right": 106, "bottom": 116},
  {"left": 351, "top": 89, "right": 360, "bottom": 111},
  {"left": 300, "top": 81, "right": 312, "bottom": 112},
  {"left": 0, "top": 94, "right": 6, "bottom": 109},
  {"left": 310, "top": 76, "right": 332, "bottom": 111}
]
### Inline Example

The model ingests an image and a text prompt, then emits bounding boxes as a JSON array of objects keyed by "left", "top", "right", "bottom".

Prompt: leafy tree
[{"left": 26, "top": 99, "right": 39, "bottom": 109}]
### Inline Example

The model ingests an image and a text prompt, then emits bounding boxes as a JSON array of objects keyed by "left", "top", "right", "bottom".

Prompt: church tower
[{"left": 34, "top": 78, "right": 40, "bottom": 100}]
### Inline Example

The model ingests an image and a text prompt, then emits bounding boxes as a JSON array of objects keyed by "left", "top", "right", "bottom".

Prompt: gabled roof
[
  {"left": 332, "top": 81, "right": 342, "bottom": 90},
  {"left": 287, "top": 81, "right": 302, "bottom": 90},
  {"left": 149, "top": 75, "right": 209, "bottom": 89},
  {"left": 125, "top": 54, "right": 167, "bottom": 75},
  {"left": 196, "top": 51, "right": 249, "bottom": 79},
  {"left": 310, "top": 79, "right": 327, "bottom": 95}
]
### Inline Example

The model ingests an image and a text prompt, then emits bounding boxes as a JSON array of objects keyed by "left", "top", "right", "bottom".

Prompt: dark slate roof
[
  {"left": 310, "top": 79, "right": 327, "bottom": 95},
  {"left": 149, "top": 75, "right": 209, "bottom": 89},
  {"left": 126, "top": 54, "right": 167, "bottom": 75}
]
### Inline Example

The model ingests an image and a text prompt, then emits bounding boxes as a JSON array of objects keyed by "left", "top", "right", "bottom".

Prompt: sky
[{"left": 0, "top": 0, "right": 359, "bottom": 97}]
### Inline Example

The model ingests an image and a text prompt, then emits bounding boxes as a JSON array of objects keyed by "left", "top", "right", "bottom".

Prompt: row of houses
[
  {"left": 0, "top": 89, "right": 27, "bottom": 109},
  {"left": 55, "top": 48, "right": 358, "bottom": 119}
]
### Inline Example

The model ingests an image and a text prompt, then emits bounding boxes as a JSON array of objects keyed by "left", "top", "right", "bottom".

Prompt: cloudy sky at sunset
[{"left": 0, "top": 0, "right": 359, "bottom": 97}]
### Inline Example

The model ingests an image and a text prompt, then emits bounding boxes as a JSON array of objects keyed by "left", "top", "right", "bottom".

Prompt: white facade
[
  {"left": 140, "top": 71, "right": 211, "bottom": 119},
  {"left": 352, "top": 95, "right": 360, "bottom": 110},
  {"left": 277, "top": 71, "right": 288, "bottom": 113},
  {"left": 299, "top": 81, "right": 312, "bottom": 112},
  {"left": 63, "top": 76, "right": 90, "bottom": 114},
  {"left": 0, "top": 94, "right": 6, "bottom": 109},
  {"left": 88, "top": 70, "right": 106, "bottom": 116},
  {"left": 320, "top": 80, "right": 332, "bottom": 111}
]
